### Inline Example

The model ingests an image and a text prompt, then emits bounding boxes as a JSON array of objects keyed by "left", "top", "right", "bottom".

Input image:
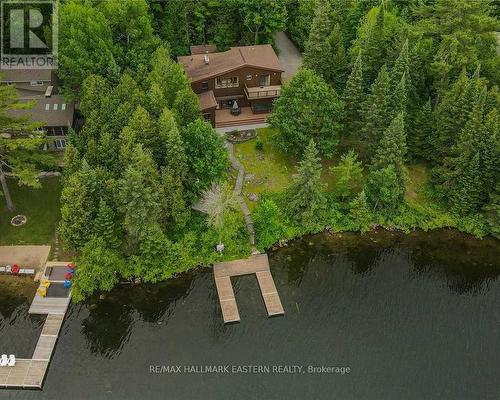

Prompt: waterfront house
[
  {"left": 0, "top": 69, "right": 75, "bottom": 151},
  {"left": 178, "top": 44, "right": 284, "bottom": 128}
]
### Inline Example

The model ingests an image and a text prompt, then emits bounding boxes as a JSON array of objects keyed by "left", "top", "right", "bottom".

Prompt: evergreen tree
[
  {"left": 483, "top": 182, "right": 500, "bottom": 238},
  {"left": 361, "top": 65, "right": 391, "bottom": 156},
  {"left": 372, "top": 112, "right": 407, "bottom": 177},
  {"left": 391, "top": 73, "right": 408, "bottom": 118},
  {"left": 365, "top": 165, "right": 404, "bottom": 217},
  {"left": 118, "top": 145, "right": 162, "bottom": 246},
  {"left": 359, "top": 2, "right": 386, "bottom": 84},
  {"left": 409, "top": 98, "right": 434, "bottom": 161},
  {"left": 391, "top": 38, "right": 411, "bottom": 90},
  {"left": 94, "top": 199, "right": 121, "bottom": 249},
  {"left": 349, "top": 190, "right": 372, "bottom": 232},
  {"left": 325, "top": 23, "right": 349, "bottom": 91},
  {"left": 287, "top": 139, "right": 327, "bottom": 228},
  {"left": 303, "top": 1, "right": 333, "bottom": 78},
  {"left": 157, "top": 108, "right": 188, "bottom": 175},
  {"left": 342, "top": 51, "right": 364, "bottom": 135},
  {"left": 160, "top": 169, "right": 189, "bottom": 229},
  {"left": 173, "top": 88, "right": 201, "bottom": 127},
  {"left": 329, "top": 150, "right": 364, "bottom": 200}
]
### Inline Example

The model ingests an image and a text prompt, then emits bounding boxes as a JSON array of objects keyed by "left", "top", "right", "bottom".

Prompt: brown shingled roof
[
  {"left": 197, "top": 90, "right": 217, "bottom": 111},
  {"left": 178, "top": 44, "right": 283, "bottom": 83}
]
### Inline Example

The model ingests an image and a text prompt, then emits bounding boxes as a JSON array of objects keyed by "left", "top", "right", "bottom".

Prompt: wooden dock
[
  {"left": 214, "top": 253, "right": 284, "bottom": 323},
  {"left": 0, "top": 314, "right": 64, "bottom": 388},
  {"left": 1, "top": 263, "right": 71, "bottom": 390}
]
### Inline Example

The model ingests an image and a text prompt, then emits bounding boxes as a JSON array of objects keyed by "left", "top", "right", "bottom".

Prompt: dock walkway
[
  {"left": 1, "top": 262, "right": 71, "bottom": 389},
  {"left": 214, "top": 254, "right": 284, "bottom": 323}
]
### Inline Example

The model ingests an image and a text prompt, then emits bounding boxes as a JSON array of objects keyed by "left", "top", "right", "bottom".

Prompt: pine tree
[
  {"left": 483, "top": 182, "right": 500, "bottom": 238},
  {"left": 372, "top": 112, "right": 407, "bottom": 182},
  {"left": 287, "top": 139, "right": 327, "bottom": 228},
  {"left": 303, "top": 1, "right": 333, "bottom": 78},
  {"left": 325, "top": 23, "right": 348, "bottom": 92},
  {"left": 349, "top": 190, "right": 372, "bottom": 232},
  {"left": 361, "top": 65, "right": 391, "bottom": 156},
  {"left": 343, "top": 51, "right": 364, "bottom": 135},
  {"left": 157, "top": 108, "right": 188, "bottom": 174},
  {"left": 391, "top": 73, "right": 408, "bottom": 118},
  {"left": 329, "top": 150, "right": 364, "bottom": 200},
  {"left": 409, "top": 98, "right": 434, "bottom": 161},
  {"left": 94, "top": 199, "right": 121, "bottom": 249},
  {"left": 160, "top": 168, "right": 189, "bottom": 229},
  {"left": 362, "top": 2, "right": 387, "bottom": 84},
  {"left": 118, "top": 145, "right": 162, "bottom": 246},
  {"left": 365, "top": 164, "right": 404, "bottom": 217},
  {"left": 391, "top": 38, "right": 410, "bottom": 91}
]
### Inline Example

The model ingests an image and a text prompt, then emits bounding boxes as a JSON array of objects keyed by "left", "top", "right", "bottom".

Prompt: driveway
[{"left": 274, "top": 31, "right": 303, "bottom": 82}]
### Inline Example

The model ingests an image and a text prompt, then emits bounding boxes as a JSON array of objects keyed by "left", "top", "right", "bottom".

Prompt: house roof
[
  {"left": 178, "top": 45, "right": 284, "bottom": 83},
  {"left": 7, "top": 94, "right": 75, "bottom": 127},
  {"left": 197, "top": 90, "right": 217, "bottom": 111},
  {"left": 0, "top": 68, "right": 52, "bottom": 82},
  {"left": 190, "top": 44, "right": 217, "bottom": 55}
]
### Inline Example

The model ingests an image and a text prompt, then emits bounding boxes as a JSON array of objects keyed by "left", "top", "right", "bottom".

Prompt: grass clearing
[
  {"left": 405, "top": 164, "right": 430, "bottom": 203},
  {"left": 233, "top": 128, "right": 340, "bottom": 209},
  {"left": 0, "top": 177, "right": 62, "bottom": 245}
]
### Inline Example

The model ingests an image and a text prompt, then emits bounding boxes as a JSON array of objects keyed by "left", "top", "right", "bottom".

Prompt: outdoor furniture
[
  {"left": 20, "top": 268, "right": 35, "bottom": 275},
  {"left": 0, "top": 355, "right": 8, "bottom": 366},
  {"left": 37, "top": 286, "right": 47, "bottom": 297},
  {"left": 230, "top": 100, "right": 241, "bottom": 115},
  {"left": 8, "top": 355, "right": 15, "bottom": 367}
]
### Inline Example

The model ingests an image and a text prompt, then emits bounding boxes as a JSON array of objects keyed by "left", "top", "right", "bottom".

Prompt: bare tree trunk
[
  {"left": 0, "top": 168, "right": 14, "bottom": 211},
  {"left": 254, "top": 28, "right": 259, "bottom": 45}
]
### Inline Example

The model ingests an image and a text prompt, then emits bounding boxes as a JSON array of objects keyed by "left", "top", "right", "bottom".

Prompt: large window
[{"left": 215, "top": 76, "right": 239, "bottom": 89}]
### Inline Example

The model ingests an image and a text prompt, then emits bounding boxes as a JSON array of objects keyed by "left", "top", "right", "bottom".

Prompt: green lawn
[
  {"left": 233, "top": 128, "right": 338, "bottom": 209},
  {"left": 0, "top": 177, "right": 62, "bottom": 245},
  {"left": 405, "top": 164, "right": 430, "bottom": 204}
]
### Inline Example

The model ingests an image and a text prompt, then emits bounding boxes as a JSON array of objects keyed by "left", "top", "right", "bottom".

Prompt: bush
[
  {"left": 255, "top": 138, "right": 264, "bottom": 151},
  {"left": 253, "top": 198, "right": 289, "bottom": 250}
]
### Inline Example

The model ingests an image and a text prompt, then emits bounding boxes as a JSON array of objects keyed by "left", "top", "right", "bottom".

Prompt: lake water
[{"left": 1, "top": 230, "right": 499, "bottom": 399}]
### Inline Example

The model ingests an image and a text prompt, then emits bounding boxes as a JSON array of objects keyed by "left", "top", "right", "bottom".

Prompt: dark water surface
[{"left": 1, "top": 230, "right": 499, "bottom": 400}]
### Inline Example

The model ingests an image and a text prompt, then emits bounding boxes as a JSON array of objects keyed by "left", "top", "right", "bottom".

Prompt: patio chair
[
  {"left": 0, "top": 355, "right": 8, "bottom": 366},
  {"left": 8, "top": 355, "right": 15, "bottom": 367}
]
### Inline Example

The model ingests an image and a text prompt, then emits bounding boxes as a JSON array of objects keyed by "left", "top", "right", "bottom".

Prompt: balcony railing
[{"left": 244, "top": 84, "right": 281, "bottom": 100}]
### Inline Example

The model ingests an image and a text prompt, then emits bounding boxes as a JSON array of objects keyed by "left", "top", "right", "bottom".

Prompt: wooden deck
[
  {"left": 1, "top": 314, "right": 64, "bottom": 388},
  {"left": 214, "top": 254, "right": 284, "bottom": 323},
  {"left": 28, "top": 294, "right": 70, "bottom": 315},
  {"left": 215, "top": 107, "right": 270, "bottom": 128}
]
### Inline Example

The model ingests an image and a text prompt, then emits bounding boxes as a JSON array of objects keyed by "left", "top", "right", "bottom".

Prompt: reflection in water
[
  {"left": 1, "top": 229, "right": 499, "bottom": 400},
  {"left": 80, "top": 273, "right": 196, "bottom": 358}
]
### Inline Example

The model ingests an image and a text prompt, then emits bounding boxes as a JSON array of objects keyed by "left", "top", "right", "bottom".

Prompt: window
[
  {"left": 215, "top": 76, "right": 239, "bottom": 89},
  {"left": 203, "top": 112, "right": 212, "bottom": 122},
  {"left": 53, "top": 104, "right": 58, "bottom": 111},
  {"left": 259, "top": 74, "right": 270, "bottom": 87},
  {"left": 30, "top": 80, "right": 44, "bottom": 86},
  {"left": 61, "top": 103, "right": 66, "bottom": 110},
  {"left": 201, "top": 81, "right": 209, "bottom": 91},
  {"left": 45, "top": 104, "right": 50, "bottom": 111},
  {"left": 54, "top": 138, "right": 67, "bottom": 149},
  {"left": 246, "top": 75, "right": 252, "bottom": 81}
]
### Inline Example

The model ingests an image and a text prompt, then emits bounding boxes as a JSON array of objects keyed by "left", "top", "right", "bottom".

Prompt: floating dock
[
  {"left": 214, "top": 253, "right": 284, "bottom": 323},
  {"left": 1, "top": 262, "right": 71, "bottom": 389}
]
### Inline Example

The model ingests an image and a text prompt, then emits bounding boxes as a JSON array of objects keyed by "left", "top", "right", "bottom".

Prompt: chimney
[{"left": 204, "top": 53, "right": 210, "bottom": 65}]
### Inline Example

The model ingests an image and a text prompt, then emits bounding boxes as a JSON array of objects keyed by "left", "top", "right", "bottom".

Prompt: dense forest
[{"left": 2, "top": 0, "right": 498, "bottom": 300}]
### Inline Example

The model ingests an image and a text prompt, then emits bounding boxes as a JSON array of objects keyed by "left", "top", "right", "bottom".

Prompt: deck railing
[{"left": 244, "top": 84, "right": 281, "bottom": 100}]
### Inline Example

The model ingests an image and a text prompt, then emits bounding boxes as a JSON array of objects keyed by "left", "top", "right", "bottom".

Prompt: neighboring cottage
[
  {"left": 178, "top": 44, "right": 284, "bottom": 127},
  {"left": 0, "top": 69, "right": 75, "bottom": 151}
]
